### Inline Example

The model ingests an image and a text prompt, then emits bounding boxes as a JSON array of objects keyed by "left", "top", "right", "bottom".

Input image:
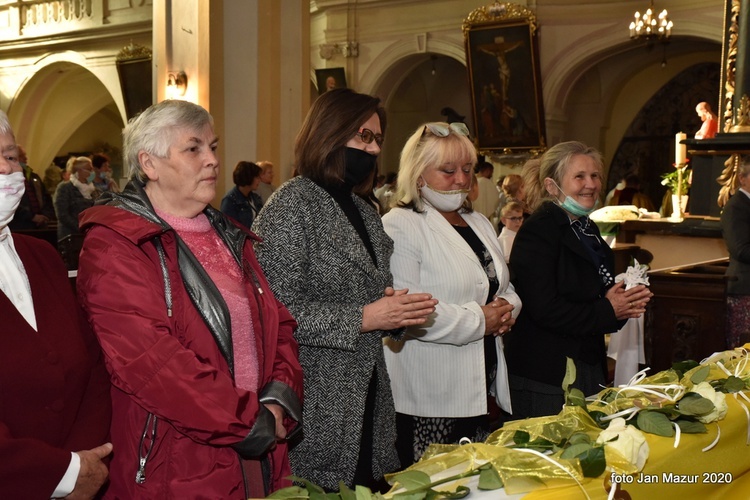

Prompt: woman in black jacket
[
  {"left": 506, "top": 141, "right": 652, "bottom": 418},
  {"left": 721, "top": 155, "right": 750, "bottom": 348}
]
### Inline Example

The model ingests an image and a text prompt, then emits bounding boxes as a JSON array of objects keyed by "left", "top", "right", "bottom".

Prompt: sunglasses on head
[
  {"left": 356, "top": 128, "right": 384, "bottom": 147},
  {"left": 422, "top": 122, "right": 470, "bottom": 138}
]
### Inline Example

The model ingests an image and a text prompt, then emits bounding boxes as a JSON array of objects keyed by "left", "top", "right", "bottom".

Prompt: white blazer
[{"left": 382, "top": 204, "right": 522, "bottom": 418}]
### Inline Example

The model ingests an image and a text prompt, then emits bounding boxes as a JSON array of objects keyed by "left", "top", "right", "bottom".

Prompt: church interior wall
[{"left": 0, "top": 0, "right": 729, "bottom": 210}]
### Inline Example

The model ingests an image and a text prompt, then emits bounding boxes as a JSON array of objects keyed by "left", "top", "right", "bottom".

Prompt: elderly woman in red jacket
[
  {"left": 0, "top": 110, "right": 112, "bottom": 499},
  {"left": 77, "top": 100, "right": 303, "bottom": 499}
]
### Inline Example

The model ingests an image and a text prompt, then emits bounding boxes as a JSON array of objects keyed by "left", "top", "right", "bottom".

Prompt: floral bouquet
[{"left": 269, "top": 347, "right": 750, "bottom": 499}]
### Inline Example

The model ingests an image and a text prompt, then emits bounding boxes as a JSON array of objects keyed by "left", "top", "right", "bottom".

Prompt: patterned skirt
[{"left": 726, "top": 295, "right": 750, "bottom": 348}]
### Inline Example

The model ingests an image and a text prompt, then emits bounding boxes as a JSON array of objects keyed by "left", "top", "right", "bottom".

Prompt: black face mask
[{"left": 343, "top": 147, "right": 377, "bottom": 188}]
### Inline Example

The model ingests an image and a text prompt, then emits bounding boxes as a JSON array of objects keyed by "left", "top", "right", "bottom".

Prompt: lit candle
[{"left": 675, "top": 132, "right": 687, "bottom": 165}]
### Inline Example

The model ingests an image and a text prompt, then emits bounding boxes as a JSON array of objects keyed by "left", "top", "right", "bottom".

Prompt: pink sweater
[{"left": 157, "top": 209, "right": 259, "bottom": 391}]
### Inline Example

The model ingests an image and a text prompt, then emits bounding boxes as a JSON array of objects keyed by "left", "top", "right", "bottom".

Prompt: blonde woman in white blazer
[{"left": 382, "top": 122, "right": 522, "bottom": 467}]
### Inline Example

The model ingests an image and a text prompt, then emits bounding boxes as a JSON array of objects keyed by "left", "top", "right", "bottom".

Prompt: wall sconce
[
  {"left": 319, "top": 42, "right": 359, "bottom": 60},
  {"left": 166, "top": 71, "right": 188, "bottom": 98}
]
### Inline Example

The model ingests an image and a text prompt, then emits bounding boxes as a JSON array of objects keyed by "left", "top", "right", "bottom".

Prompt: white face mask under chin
[
  {"left": 420, "top": 183, "right": 469, "bottom": 212},
  {"left": 0, "top": 172, "right": 25, "bottom": 230}
]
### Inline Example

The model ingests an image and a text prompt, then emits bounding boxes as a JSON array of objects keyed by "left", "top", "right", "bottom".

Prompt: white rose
[
  {"left": 596, "top": 417, "right": 649, "bottom": 472},
  {"left": 691, "top": 381, "right": 728, "bottom": 424}
]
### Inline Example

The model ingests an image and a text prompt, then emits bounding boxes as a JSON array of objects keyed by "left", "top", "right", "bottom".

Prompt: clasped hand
[
  {"left": 606, "top": 282, "right": 653, "bottom": 320},
  {"left": 361, "top": 287, "right": 438, "bottom": 332},
  {"left": 481, "top": 297, "right": 515, "bottom": 336}
]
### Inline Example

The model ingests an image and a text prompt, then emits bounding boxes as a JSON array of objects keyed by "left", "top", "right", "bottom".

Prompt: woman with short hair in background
[
  {"left": 53, "top": 156, "right": 98, "bottom": 241},
  {"left": 221, "top": 160, "right": 264, "bottom": 229}
]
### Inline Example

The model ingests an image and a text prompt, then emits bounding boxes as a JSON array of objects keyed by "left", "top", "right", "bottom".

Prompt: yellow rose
[
  {"left": 692, "top": 381, "right": 728, "bottom": 424},
  {"left": 596, "top": 417, "right": 649, "bottom": 472}
]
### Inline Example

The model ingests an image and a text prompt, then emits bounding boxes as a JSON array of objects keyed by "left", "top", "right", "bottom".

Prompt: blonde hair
[
  {"left": 501, "top": 201, "right": 524, "bottom": 218},
  {"left": 393, "top": 122, "right": 477, "bottom": 211},
  {"left": 502, "top": 174, "right": 523, "bottom": 198},
  {"left": 523, "top": 141, "right": 603, "bottom": 212},
  {"left": 67, "top": 156, "right": 92, "bottom": 175}
]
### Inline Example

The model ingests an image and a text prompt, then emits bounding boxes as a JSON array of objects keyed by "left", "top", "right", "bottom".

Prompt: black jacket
[
  {"left": 507, "top": 201, "right": 623, "bottom": 386},
  {"left": 721, "top": 190, "right": 750, "bottom": 295}
]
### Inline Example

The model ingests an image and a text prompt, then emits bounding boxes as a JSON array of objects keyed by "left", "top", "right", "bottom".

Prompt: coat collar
[
  {"left": 421, "top": 204, "right": 503, "bottom": 271},
  {"left": 298, "top": 177, "right": 391, "bottom": 278},
  {"left": 541, "top": 201, "right": 598, "bottom": 268}
]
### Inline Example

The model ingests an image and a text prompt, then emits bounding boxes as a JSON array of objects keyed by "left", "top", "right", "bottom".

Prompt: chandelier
[{"left": 629, "top": 1, "right": 673, "bottom": 41}]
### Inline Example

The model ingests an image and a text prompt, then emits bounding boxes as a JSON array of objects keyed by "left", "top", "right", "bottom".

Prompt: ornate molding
[
  {"left": 116, "top": 42, "right": 152, "bottom": 62},
  {"left": 462, "top": 2, "right": 537, "bottom": 37}
]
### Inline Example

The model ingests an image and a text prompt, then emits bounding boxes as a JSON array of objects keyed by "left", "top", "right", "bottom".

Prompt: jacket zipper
[
  {"left": 155, "top": 237, "right": 173, "bottom": 317},
  {"left": 135, "top": 413, "right": 158, "bottom": 484}
]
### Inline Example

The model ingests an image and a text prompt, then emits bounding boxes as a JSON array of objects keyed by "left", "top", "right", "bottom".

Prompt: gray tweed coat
[{"left": 252, "top": 176, "right": 399, "bottom": 489}]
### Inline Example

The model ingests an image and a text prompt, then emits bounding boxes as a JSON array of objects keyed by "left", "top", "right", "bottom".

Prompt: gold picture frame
[{"left": 463, "top": 2, "right": 546, "bottom": 155}]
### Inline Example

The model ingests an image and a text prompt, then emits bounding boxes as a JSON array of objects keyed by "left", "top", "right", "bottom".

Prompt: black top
[
  {"left": 452, "top": 224, "right": 499, "bottom": 303},
  {"left": 319, "top": 182, "right": 377, "bottom": 266}
]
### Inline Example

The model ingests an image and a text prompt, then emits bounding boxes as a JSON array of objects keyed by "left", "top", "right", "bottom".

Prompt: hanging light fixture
[{"left": 629, "top": 1, "right": 673, "bottom": 41}]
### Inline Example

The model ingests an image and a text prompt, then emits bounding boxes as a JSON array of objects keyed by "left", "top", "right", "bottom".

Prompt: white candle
[{"left": 675, "top": 132, "right": 687, "bottom": 165}]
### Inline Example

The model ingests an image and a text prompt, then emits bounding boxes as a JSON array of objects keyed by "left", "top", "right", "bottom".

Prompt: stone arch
[
  {"left": 361, "top": 36, "right": 471, "bottom": 171},
  {"left": 8, "top": 52, "right": 125, "bottom": 174}
]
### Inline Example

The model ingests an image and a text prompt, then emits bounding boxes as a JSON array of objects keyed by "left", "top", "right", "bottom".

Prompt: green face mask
[{"left": 550, "top": 179, "right": 599, "bottom": 217}]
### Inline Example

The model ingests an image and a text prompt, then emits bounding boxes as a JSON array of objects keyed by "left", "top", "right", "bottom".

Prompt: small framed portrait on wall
[{"left": 315, "top": 68, "right": 347, "bottom": 95}]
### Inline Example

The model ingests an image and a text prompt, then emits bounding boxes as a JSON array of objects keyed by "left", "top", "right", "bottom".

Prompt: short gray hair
[
  {"left": 123, "top": 100, "right": 214, "bottom": 182},
  {"left": 0, "top": 109, "right": 13, "bottom": 136}
]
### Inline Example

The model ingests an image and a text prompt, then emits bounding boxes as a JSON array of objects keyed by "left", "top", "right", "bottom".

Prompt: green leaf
[
  {"left": 690, "top": 365, "right": 710, "bottom": 384},
  {"left": 560, "top": 443, "right": 606, "bottom": 477},
  {"left": 600, "top": 389, "right": 617, "bottom": 404},
  {"left": 267, "top": 486, "right": 311, "bottom": 499},
  {"left": 637, "top": 410, "right": 675, "bottom": 437},
  {"left": 724, "top": 375, "right": 746, "bottom": 393},
  {"left": 676, "top": 419, "right": 708, "bottom": 433},
  {"left": 390, "top": 470, "right": 431, "bottom": 491},
  {"left": 309, "top": 491, "right": 338, "bottom": 500},
  {"left": 513, "top": 430, "right": 530, "bottom": 445},
  {"left": 588, "top": 410, "right": 609, "bottom": 428},
  {"left": 577, "top": 445, "right": 607, "bottom": 478},
  {"left": 443, "top": 486, "right": 471, "bottom": 498},
  {"left": 560, "top": 442, "right": 592, "bottom": 460},
  {"left": 678, "top": 393, "right": 715, "bottom": 416},
  {"left": 339, "top": 482, "right": 356, "bottom": 500},
  {"left": 287, "top": 476, "right": 326, "bottom": 494},
  {"left": 392, "top": 492, "right": 426, "bottom": 500},
  {"left": 355, "top": 485, "right": 375, "bottom": 500},
  {"left": 477, "top": 465, "right": 504, "bottom": 490},
  {"left": 672, "top": 360, "right": 699, "bottom": 377},
  {"left": 568, "top": 432, "right": 592, "bottom": 446},
  {"left": 566, "top": 388, "right": 587, "bottom": 408},
  {"left": 562, "top": 357, "right": 577, "bottom": 391}
]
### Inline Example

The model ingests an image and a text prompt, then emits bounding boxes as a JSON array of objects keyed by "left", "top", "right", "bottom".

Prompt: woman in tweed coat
[{"left": 252, "top": 88, "right": 437, "bottom": 492}]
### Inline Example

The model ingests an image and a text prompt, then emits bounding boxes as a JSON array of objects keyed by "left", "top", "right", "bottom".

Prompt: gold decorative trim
[
  {"left": 717, "top": 153, "right": 741, "bottom": 208},
  {"left": 729, "top": 94, "right": 750, "bottom": 132},
  {"left": 116, "top": 42, "right": 152, "bottom": 62},
  {"left": 462, "top": 2, "right": 537, "bottom": 37},
  {"left": 722, "top": 0, "right": 740, "bottom": 133}
]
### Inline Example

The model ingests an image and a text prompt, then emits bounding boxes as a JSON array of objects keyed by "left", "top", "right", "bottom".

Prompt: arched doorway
[{"left": 9, "top": 60, "right": 125, "bottom": 181}]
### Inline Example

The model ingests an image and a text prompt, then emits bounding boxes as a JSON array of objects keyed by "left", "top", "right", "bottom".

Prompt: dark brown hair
[
  {"left": 295, "top": 88, "right": 386, "bottom": 192},
  {"left": 233, "top": 161, "right": 261, "bottom": 187}
]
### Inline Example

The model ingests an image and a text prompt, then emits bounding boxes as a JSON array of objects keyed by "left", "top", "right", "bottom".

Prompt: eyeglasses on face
[
  {"left": 505, "top": 216, "right": 523, "bottom": 222},
  {"left": 356, "top": 128, "right": 384, "bottom": 147},
  {"left": 422, "top": 122, "right": 470, "bottom": 138}
]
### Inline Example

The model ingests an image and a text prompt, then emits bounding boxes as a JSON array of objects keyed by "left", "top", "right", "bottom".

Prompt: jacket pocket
[{"left": 135, "top": 412, "right": 158, "bottom": 484}]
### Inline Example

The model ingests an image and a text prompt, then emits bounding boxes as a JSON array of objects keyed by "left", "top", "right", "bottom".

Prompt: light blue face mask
[
  {"left": 549, "top": 179, "right": 599, "bottom": 217},
  {"left": 86, "top": 171, "right": 96, "bottom": 183}
]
